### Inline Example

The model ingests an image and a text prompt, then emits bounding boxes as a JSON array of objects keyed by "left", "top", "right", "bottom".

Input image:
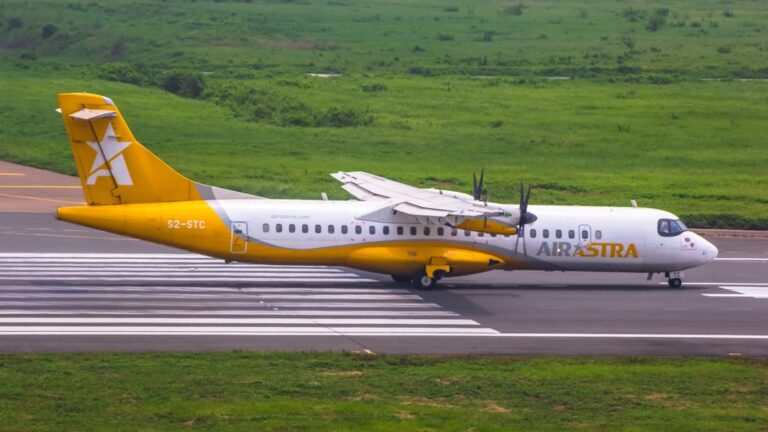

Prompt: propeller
[
  {"left": 515, "top": 182, "right": 537, "bottom": 255},
  {"left": 472, "top": 168, "right": 485, "bottom": 201}
]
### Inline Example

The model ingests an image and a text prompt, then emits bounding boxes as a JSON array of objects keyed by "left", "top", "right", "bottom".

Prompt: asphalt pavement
[{"left": 0, "top": 161, "right": 766, "bottom": 355}]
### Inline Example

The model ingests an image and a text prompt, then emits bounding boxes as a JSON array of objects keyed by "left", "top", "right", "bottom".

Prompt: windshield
[{"left": 658, "top": 218, "right": 688, "bottom": 237}]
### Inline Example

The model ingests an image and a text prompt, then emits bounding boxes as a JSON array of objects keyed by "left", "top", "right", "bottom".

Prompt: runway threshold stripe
[
  {"left": 0, "top": 252, "right": 214, "bottom": 259},
  {"left": 0, "top": 330, "right": 764, "bottom": 339},
  {"left": 0, "top": 301, "right": 441, "bottom": 308},
  {"left": 662, "top": 282, "right": 768, "bottom": 286},
  {"left": 0, "top": 293, "right": 421, "bottom": 300},
  {"left": 0, "top": 318, "right": 479, "bottom": 325},
  {"left": 0, "top": 287, "right": 408, "bottom": 294},
  {"left": 0, "top": 269, "right": 360, "bottom": 281},
  {"left": 0, "top": 277, "right": 380, "bottom": 282},
  {"left": 0, "top": 310, "right": 458, "bottom": 317}
]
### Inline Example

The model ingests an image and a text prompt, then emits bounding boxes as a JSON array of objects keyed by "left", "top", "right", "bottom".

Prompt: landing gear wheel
[
  {"left": 391, "top": 275, "right": 411, "bottom": 284},
  {"left": 412, "top": 271, "right": 437, "bottom": 290},
  {"left": 668, "top": 278, "right": 682, "bottom": 288}
]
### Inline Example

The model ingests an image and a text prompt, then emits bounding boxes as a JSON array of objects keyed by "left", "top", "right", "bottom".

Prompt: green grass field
[
  {"left": 0, "top": 352, "right": 766, "bottom": 431},
  {"left": 1, "top": 1, "right": 767, "bottom": 228}
]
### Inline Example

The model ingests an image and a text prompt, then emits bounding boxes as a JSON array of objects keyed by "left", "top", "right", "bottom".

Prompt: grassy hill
[{"left": 0, "top": 0, "right": 766, "bottom": 228}]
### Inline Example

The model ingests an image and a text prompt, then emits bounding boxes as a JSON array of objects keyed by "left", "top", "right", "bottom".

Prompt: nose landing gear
[{"left": 665, "top": 271, "right": 684, "bottom": 288}]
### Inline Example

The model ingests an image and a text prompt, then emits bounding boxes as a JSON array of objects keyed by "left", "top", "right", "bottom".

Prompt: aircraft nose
[{"left": 700, "top": 236, "right": 718, "bottom": 264}]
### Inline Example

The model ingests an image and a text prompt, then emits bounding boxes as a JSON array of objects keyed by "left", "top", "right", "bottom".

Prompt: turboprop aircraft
[{"left": 54, "top": 93, "right": 718, "bottom": 289}]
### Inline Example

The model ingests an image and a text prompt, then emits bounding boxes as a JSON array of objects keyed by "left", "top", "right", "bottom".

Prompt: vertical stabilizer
[{"left": 57, "top": 93, "right": 201, "bottom": 205}]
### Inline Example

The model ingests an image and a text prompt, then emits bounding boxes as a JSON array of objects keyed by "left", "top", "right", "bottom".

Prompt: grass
[
  {"left": 1, "top": 70, "right": 766, "bottom": 228},
  {"left": 0, "top": 0, "right": 766, "bottom": 229},
  {"left": 0, "top": 352, "right": 766, "bottom": 431}
]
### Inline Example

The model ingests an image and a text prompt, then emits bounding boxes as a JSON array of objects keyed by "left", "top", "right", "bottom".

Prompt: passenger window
[
  {"left": 276, "top": 224, "right": 283, "bottom": 233},
  {"left": 289, "top": 224, "right": 296, "bottom": 233},
  {"left": 543, "top": 229, "right": 549, "bottom": 238},
  {"left": 315, "top": 224, "right": 321, "bottom": 234},
  {"left": 328, "top": 225, "right": 335, "bottom": 234},
  {"left": 464, "top": 230, "right": 471, "bottom": 237},
  {"left": 341, "top": 225, "right": 348, "bottom": 234},
  {"left": 369, "top": 226, "right": 375, "bottom": 235},
  {"left": 555, "top": 229, "right": 562, "bottom": 239},
  {"left": 595, "top": 230, "right": 602, "bottom": 240},
  {"left": 581, "top": 230, "right": 588, "bottom": 240},
  {"left": 530, "top": 229, "right": 537, "bottom": 238},
  {"left": 262, "top": 223, "right": 269, "bottom": 233},
  {"left": 410, "top": 227, "right": 417, "bottom": 235},
  {"left": 397, "top": 226, "right": 404, "bottom": 235},
  {"left": 302, "top": 224, "right": 309, "bottom": 234},
  {"left": 383, "top": 226, "right": 390, "bottom": 235},
  {"left": 437, "top": 227, "right": 444, "bottom": 236},
  {"left": 478, "top": 232, "right": 484, "bottom": 237},
  {"left": 491, "top": 233, "right": 497, "bottom": 238},
  {"left": 451, "top": 228, "right": 458, "bottom": 236},
  {"left": 424, "top": 227, "right": 431, "bottom": 236},
  {"left": 568, "top": 229, "right": 575, "bottom": 239},
  {"left": 355, "top": 226, "right": 362, "bottom": 235}
]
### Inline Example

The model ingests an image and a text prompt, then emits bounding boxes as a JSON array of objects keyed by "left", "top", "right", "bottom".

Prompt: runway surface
[{"left": 0, "top": 161, "right": 766, "bottom": 355}]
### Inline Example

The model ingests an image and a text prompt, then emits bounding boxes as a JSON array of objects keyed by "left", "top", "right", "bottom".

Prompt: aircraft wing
[{"left": 331, "top": 171, "right": 505, "bottom": 223}]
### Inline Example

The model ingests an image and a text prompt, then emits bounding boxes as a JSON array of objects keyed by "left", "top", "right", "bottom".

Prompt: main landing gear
[{"left": 390, "top": 269, "right": 446, "bottom": 290}]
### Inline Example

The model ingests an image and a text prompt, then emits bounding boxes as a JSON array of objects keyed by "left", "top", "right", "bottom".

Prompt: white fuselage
[{"left": 214, "top": 199, "right": 718, "bottom": 274}]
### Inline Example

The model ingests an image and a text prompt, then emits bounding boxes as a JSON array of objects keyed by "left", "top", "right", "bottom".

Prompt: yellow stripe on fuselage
[{"left": 56, "top": 200, "right": 525, "bottom": 276}]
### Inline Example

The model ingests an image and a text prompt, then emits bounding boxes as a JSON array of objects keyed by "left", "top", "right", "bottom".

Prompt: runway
[{"left": 0, "top": 161, "right": 767, "bottom": 355}]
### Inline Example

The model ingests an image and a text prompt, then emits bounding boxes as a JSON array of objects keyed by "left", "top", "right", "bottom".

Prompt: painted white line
[
  {"left": 0, "top": 293, "right": 421, "bottom": 300},
  {"left": 0, "top": 330, "right": 765, "bottom": 339},
  {"left": 0, "top": 259, "right": 334, "bottom": 266},
  {"left": 0, "top": 253, "right": 207, "bottom": 258},
  {"left": 0, "top": 271, "right": 361, "bottom": 277},
  {"left": 715, "top": 258, "right": 768, "bottom": 262},
  {"left": 0, "top": 277, "right": 379, "bottom": 283},
  {"left": 0, "top": 309, "right": 458, "bottom": 317},
  {"left": 0, "top": 286, "right": 408, "bottom": 294},
  {"left": 0, "top": 326, "right": 500, "bottom": 335},
  {"left": 661, "top": 282, "right": 768, "bottom": 286},
  {"left": 702, "top": 294, "right": 750, "bottom": 298},
  {"left": 0, "top": 317, "right": 480, "bottom": 325},
  {"left": 0, "top": 301, "right": 441, "bottom": 308},
  {"left": 490, "top": 333, "right": 768, "bottom": 339}
]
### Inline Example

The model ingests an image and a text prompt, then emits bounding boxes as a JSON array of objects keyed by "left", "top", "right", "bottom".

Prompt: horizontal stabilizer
[{"left": 70, "top": 109, "right": 117, "bottom": 121}]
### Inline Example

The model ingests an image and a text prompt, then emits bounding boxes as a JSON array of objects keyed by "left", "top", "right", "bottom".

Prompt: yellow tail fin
[{"left": 57, "top": 92, "right": 200, "bottom": 205}]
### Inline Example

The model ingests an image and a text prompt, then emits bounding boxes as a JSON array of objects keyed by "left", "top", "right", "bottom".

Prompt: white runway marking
[
  {"left": 703, "top": 286, "right": 768, "bottom": 299},
  {"left": 0, "top": 253, "right": 493, "bottom": 337},
  {"left": 715, "top": 258, "right": 768, "bottom": 262}
]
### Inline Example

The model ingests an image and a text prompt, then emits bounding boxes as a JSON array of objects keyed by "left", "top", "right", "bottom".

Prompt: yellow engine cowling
[{"left": 457, "top": 218, "right": 518, "bottom": 236}]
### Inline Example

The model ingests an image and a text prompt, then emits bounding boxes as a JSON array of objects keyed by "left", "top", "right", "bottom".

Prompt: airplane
[{"left": 54, "top": 92, "right": 718, "bottom": 289}]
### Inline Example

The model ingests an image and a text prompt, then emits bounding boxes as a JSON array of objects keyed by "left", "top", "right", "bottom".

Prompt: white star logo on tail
[{"left": 86, "top": 122, "right": 133, "bottom": 186}]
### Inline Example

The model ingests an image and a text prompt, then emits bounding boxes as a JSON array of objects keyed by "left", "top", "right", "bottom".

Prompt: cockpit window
[{"left": 658, "top": 218, "right": 687, "bottom": 237}]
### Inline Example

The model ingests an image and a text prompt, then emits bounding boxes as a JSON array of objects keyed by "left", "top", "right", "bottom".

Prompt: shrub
[
  {"left": 412, "top": 45, "right": 426, "bottom": 52},
  {"left": 6, "top": 17, "right": 23, "bottom": 31},
  {"left": 41, "top": 24, "right": 58, "bottom": 39},
  {"left": 160, "top": 72, "right": 205, "bottom": 98},
  {"left": 646, "top": 11, "right": 667, "bottom": 32},
  {"left": 717, "top": 45, "right": 732, "bottom": 54},
  {"left": 407, "top": 65, "right": 432, "bottom": 76},
  {"left": 437, "top": 33, "right": 455, "bottom": 41},
  {"left": 723, "top": 9, "right": 735, "bottom": 18},
  {"left": 501, "top": 4, "right": 524, "bottom": 16},
  {"left": 622, "top": 7, "right": 645, "bottom": 22},
  {"left": 98, "top": 63, "right": 148, "bottom": 86},
  {"left": 361, "top": 83, "right": 387, "bottom": 92},
  {"left": 482, "top": 31, "right": 494, "bottom": 42},
  {"left": 316, "top": 107, "right": 374, "bottom": 128},
  {"left": 444, "top": 6, "right": 459, "bottom": 12}
]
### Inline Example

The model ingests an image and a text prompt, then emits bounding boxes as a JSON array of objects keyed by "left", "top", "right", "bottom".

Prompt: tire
[
  {"left": 668, "top": 278, "right": 682, "bottom": 288},
  {"left": 412, "top": 271, "right": 436, "bottom": 290},
  {"left": 391, "top": 275, "right": 411, "bottom": 284}
]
